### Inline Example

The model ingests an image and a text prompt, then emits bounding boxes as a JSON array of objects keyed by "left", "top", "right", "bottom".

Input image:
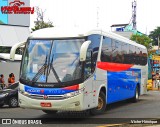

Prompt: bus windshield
[{"left": 20, "top": 39, "right": 85, "bottom": 85}]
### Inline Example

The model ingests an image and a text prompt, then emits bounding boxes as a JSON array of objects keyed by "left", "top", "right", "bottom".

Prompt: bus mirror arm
[
  {"left": 80, "top": 41, "right": 91, "bottom": 61},
  {"left": 10, "top": 41, "right": 26, "bottom": 61}
]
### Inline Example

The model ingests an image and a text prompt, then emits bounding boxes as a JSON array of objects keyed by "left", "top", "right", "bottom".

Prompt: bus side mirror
[
  {"left": 10, "top": 41, "right": 26, "bottom": 61},
  {"left": 80, "top": 41, "right": 91, "bottom": 61}
]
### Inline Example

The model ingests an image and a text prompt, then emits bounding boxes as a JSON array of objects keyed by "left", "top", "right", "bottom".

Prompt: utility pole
[{"left": 132, "top": 0, "right": 137, "bottom": 30}]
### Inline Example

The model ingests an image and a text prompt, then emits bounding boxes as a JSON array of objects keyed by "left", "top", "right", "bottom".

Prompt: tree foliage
[
  {"left": 130, "top": 34, "right": 152, "bottom": 48},
  {"left": 149, "top": 27, "right": 160, "bottom": 45},
  {"left": 31, "top": 7, "right": 54, "bottom": 32}
]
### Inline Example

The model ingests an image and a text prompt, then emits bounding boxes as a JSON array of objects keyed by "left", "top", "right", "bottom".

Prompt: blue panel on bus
[
  {"left": 24, "top": 85, "right": 76, "bottom": 95},
  {"left": 107, "top": 68, "right": 141, "bottom": 104}
]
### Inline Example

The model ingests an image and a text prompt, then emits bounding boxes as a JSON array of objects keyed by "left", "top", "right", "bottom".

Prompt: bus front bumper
[{"left": 19, "top": 92, "right": 84, "bottom": 111}]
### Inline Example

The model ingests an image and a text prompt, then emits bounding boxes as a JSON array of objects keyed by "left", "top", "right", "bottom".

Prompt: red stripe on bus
[
  {"left": 63, "top": 84, "right": 79, "bottom": 90},
  {"left": 97, "top": 62, "right": 133, "bottom": 72}
]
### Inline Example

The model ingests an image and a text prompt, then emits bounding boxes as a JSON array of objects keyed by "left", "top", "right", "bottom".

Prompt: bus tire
[
  {"left": 42, "top": 110, "right": 57, "bottom": 114},
  {"left": 131, "top": 86, "right": 139, "bottom": 103},
  {"left": 90, "top": 91, "right": 106, "bottom": 115}
]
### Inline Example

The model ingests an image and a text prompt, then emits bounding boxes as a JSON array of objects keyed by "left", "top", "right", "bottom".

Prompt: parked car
[{"left": 0, "top": 82, "right": 18, "bottom": 108}]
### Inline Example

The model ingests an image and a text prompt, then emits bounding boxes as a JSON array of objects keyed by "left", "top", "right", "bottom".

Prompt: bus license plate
[{"left": 40, "top": 102, "right": 52, "bottom": 107}]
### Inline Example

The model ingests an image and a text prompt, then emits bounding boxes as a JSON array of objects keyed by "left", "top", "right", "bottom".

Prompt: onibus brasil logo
[{"left": 1, "top": 0, "right": 34, "bottom": 14}]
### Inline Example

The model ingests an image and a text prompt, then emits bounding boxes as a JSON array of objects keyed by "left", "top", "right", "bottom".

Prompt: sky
[
  {"left": 0, "top": 0, "right": 8, "bottom": 24},
  {"left": 30, "top": 0, "right": 160, "bottom": 35}
]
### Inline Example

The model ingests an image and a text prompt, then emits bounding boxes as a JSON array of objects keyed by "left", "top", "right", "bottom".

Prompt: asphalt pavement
[{"left": 0, "top": 91, "right": 160, "bottom": 127}]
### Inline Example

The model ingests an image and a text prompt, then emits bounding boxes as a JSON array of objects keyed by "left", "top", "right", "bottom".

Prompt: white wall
[{"left": 0, "top": 25, "right": 30, "bottom": 46}]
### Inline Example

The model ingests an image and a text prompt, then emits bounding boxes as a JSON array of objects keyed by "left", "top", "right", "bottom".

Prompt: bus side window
[
  {"left": 84, "top": 49, "right": 92, "bottom": 79},
  {"left": 132, "top": 46, "right": 136, "bottom": 64},
  {"left": 87, "top": 34, "right": 101, "bottom": 73},
  {"left": 142, "top": 49, "right": 147, "bottom": 65},
  {"left": 101, "top": 37, "right": 112, "bottom": 62},
  {"left": 92, "top": 50, "right": 98, "bottom": 72},
  {"left": 128, "top": 45, "right": 134, "bottom": 64},
  {"left": 112, "top": 40, "right": 122, "bottom": 63},
  {"left": 136, "top": 47, "right": 141, "bottom": 65},
  {"left": 121, "top": 43, "right": 129, "bottom": 64}
]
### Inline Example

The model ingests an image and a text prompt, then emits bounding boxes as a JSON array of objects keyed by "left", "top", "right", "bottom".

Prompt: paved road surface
[{"left": 0, "top": 91, "right": 160, "bottom": 127}]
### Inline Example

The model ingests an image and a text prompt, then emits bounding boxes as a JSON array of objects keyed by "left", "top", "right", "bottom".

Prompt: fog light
[
  {"left": 74, "top": 101, "right": 80, "bottom": 106},
  {"left": 23, "top": 92, "right": 29, "bottom": 95}
]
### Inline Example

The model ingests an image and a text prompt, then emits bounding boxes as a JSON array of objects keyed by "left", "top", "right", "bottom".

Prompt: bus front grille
[{"left": 26, "top": 94, "right": 67, "bottom": 100}]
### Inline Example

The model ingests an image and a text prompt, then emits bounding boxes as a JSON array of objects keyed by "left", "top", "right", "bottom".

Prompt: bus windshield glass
[{"left": 20, "top": 39, "right": 85, "bottom": 84}]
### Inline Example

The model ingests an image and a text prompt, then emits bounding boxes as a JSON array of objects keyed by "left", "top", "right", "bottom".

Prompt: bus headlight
[{"left": 64, "top": 88, "right": 84, "bottom": 98}]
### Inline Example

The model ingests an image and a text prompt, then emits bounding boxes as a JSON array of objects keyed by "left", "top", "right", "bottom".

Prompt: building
[
  {"left": 0, "top": 0, "right": 32, "bottom": 83},
  {"left": 0, "top": 0, "right": 31, "bottom": 47}
]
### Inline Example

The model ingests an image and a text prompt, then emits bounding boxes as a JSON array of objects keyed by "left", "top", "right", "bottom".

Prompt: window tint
[
  {"left": 101, "top": 37, "right": 112, "bottom": 62},
  {"left": 84, "top": 48, "right": 92, "bottom": 79},
  {"left": 121, "top": 43, "right": 129, "bottom": 54},
  {"left": 121, "top": 43, "right": 129, "bottom": 64},
  {"left": 87, "top": 34, "right": 101, "bottom": 72},
  {"left": 135, "top": 47, "right": 140, "bottom": 65},
  {"left": 101, "top": 36, "right": 147, "bottom": 66},
  {"left": 129, "top": 45, "right": 136, "bottom": 64},
  {"left": 112, "top": 40, "right": 123, "bottom": 63},
  {"left": 142, "top": 48, "right": 147, "bottom": 65}
]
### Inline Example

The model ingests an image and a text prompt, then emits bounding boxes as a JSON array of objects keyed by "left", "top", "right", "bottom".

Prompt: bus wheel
[
  {"left": 131, "top": 86, "right": 139, "bottom": 103},
  {"left": 42, "top": 110, "right": 57, "bottom": 114},
  {"left": 90, "top": 91, "right": 106, "bottom": 115}
]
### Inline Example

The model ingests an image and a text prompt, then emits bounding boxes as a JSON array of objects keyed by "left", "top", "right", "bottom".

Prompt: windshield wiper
[
  {"left": 50, "top": 64, "right": 61, "bottom": 83},
  {"left": 31, "top": 64, "right": 48, "bottom": 82},
  {"left": 19, "top": 77, "right": 32, "bottom": 86},
  {"left": 31, "top": 56, "right": 48, "bottom": 83},
  {"left": 47, "top": 56, "right": 61, "bottom": 83}
]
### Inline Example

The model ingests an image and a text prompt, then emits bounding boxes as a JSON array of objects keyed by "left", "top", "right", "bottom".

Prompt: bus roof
[
  {"left": 0, "top": 53, "right": 22, "bottom": 61},
  {"left": 30, "top": 27, "right": 146, "bottom": 49}
]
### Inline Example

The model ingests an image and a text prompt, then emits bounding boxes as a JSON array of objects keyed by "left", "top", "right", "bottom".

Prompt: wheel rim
[
  {"left": 97, "top": 97, "right": 104, "bottom": 110},
  {"left": 11, "top": 98, "right": 18, "bottom": 107}
]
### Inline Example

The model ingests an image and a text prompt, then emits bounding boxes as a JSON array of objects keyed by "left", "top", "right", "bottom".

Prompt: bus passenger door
[
  {"left": 83, "top": 49, "right": 96, "bottom": 109},
  {"left": 92, "top": 68, "right": 107, "bottom": 105}
]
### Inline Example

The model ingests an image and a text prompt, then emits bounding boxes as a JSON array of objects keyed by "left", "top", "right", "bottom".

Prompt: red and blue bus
[{"left": 10, "top": 27, "right": 148, "bottom": 114}]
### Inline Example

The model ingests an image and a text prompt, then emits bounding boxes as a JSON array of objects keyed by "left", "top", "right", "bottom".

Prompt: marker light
[{"left": 64, "top": 88, "right": 84, "bottom": 98}]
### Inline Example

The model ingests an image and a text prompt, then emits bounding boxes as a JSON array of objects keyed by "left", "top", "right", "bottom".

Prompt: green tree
[
  {"left": 130, "top": 34, "right": 152, "bottom": 48},
  {"left": 149, "top": 27, "right": 160, "bottom": 45},
  {"left": 31, "top": 21, "right": 53, "bottom": 32},
  {"left": 31, "top": 7, "right": 54, "bottom": 32}
]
